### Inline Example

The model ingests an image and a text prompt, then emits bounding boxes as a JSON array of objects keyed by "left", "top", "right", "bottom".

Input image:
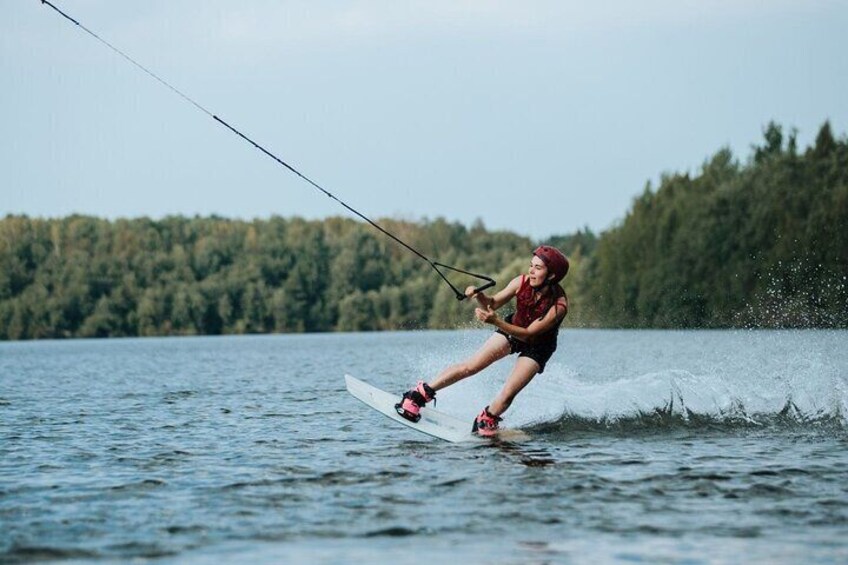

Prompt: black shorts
[{"left": 496, "top": 314, "right": 557, "bottom": 374}]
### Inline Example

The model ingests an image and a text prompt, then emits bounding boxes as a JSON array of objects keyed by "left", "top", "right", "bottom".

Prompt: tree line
[
  {"left": 582, "top": 121, "right": 848, "bottom": 328},
  {"left": 0, "top": 215, "right": 558, "bottom": 339},
  {"left": 1, "top": 121, "right": 845, "bottom": 339}
]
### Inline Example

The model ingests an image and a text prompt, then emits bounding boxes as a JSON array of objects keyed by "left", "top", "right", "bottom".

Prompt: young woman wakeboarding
[{"left": 396, "top": 245, "right": 569, "bottom": 436}]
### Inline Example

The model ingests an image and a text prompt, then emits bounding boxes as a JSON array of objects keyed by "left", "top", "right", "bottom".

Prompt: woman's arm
[{"left": 476, "top": 295, "right": 567, "bottom": 343}]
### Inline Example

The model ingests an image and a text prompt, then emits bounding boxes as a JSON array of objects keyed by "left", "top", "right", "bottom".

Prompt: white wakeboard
[{"left": 344, "top": 374, "right": 528, "bottom": 443}]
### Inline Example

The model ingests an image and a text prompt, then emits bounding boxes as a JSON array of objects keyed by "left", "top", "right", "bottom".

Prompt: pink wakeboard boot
[
  {"left": 395, "top": 381, "right": 436, "bottom": 423},
  {"left": 471, "top": 406, "right": 502, "bottom": 437}
]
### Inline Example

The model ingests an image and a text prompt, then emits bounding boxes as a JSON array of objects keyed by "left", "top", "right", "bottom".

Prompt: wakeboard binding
[{"left": 395, "top": 381, "right": 436, "bottom": 423}]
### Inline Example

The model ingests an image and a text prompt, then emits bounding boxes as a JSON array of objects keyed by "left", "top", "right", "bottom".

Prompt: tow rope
[{"left": 38, "top": 0, "right": 496, "bottom": 300}]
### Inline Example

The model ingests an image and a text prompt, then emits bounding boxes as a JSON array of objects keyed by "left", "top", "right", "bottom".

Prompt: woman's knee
[
  {"left": 455, "top": 361, "right": 482, "bottom": 378},
  {"left": 463, "top": 349, "right": 504, "bottom": 375}
]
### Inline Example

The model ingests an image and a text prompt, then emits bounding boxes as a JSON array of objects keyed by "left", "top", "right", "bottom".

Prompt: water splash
[
  {"left": 416, "top": 329, "right": 848, "bottom": 434},
  {"left": 733, "top": 258, "right": 848, "bottom": 328},
  {"left": 527, "top": 369, "right": 847, "bottom": 434}
]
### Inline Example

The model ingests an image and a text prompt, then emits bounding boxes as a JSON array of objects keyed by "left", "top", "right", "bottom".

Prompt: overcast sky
[{"left": 2, "top": 0, "right": 846, "bottom": 240}]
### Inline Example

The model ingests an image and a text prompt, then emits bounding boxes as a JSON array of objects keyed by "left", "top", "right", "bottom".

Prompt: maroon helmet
[{"left": 533, "top": 245, "right": 569, "bottom": 285}]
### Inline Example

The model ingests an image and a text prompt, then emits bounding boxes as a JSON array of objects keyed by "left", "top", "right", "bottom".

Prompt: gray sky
[{"left": 3, "top": 1, "right": 846, "bottom": 240}]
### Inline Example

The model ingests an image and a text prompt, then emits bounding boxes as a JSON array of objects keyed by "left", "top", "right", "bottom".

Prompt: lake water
[{"left": 1, "top": 330, "right": 847, "bottom": 563}]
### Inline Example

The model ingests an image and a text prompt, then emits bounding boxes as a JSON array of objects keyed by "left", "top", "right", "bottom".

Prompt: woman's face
[{"left": 528, "top": 255, "right": 549, "bottom": 287}]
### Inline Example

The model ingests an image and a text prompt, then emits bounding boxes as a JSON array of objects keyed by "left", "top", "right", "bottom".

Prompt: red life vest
[{"left": 512, "top": 276, "right": 567, "bottom": 336}]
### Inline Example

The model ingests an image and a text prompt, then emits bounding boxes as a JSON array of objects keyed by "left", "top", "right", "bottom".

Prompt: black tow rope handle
[
  {"left": 466, "top": 279, "right": 497, "bottom": 300},
  {"left": 431, "top": 262, "right": 496, "bottom": 301}
]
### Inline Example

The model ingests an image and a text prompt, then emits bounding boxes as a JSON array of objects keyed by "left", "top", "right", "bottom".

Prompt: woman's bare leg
[
  {"left": 488, "top": 356, "right": 540, "bottom": 416},
  {"left": 429, "top": 334, "right": 511, "bottom": 391}
]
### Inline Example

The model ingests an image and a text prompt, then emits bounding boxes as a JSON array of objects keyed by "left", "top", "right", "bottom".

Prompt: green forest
[
  {"left": 585, "top": 121, "right": 848, "bottom": 328},
  {"left": 1, "top": 121, "right": 846, "bottom": 339}
]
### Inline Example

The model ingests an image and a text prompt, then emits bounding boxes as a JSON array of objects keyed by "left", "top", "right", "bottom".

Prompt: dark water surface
[{"left": 1, "top": 330, "right": 847, "bottom": 563}]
